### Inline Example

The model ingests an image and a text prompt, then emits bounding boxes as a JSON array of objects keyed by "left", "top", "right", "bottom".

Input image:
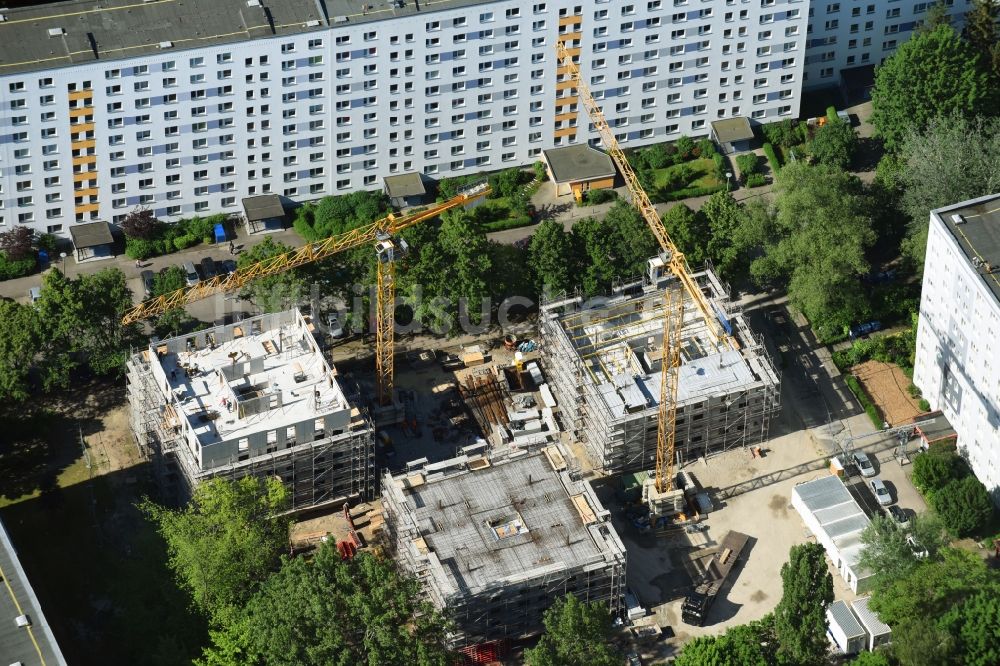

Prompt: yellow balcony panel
[
  {"left": 68, "top": 89, "right": 93, "bottom": 101},
  {"left": 555, "top": 79, "right": 577, "bottom": 91},
  {"left": 72, "top": 154, "right": 97, "bottom": 166},
  {"left": 73, "top": 170, "right": 98, "bottom": 183},
  {"left": 558, "top": 15, "right": 582, "bottom": 26},
  {"left": 71, "top": 122, "right": 95, "bottom": 134},
  {"left": 74, "top": 187, "right": 99, "bottom": 198},
  {"left": 563, "top": 47, "right": 581, "bottom": 58},
  {"left": 72, "top": 139, "right": 96, "bottom": 150},
  {"left": 560, "top": 31, "right": 582, "bottom": 42},
  {"left": 75, "top": 203, "right": 100, "bottom": 214},
  {"left": 553, "top": 127, "right": 576, "bottom": 138},
  {"left": 555, "top": 96, "right": 579, "bottom": 109},
  {"left": 68, "top": 107, "right": 93, "bottom": 118},
  {"left": 555, "top": 111, "right": 577, "bottom": 123}
]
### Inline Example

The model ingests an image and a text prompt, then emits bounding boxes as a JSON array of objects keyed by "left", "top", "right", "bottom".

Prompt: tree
[
  {"left": 153, "top": 266, "right": 188, "bottom": 297},
  {"left": 755, "top": 163, "right": 875, "bottom": 339},
  {"left": 0, "top": 299, "right": 41, "bottom": 401},
  {"left": 701, "top": 192, "right": 769, "bottom": 284},
  {"left": 528, "top": 220, "right": 577, "bottom": 296},
  {"left": 141, "top": 476, "right": 292, "bottom": 622},
  {"left": 308, "top": 191, "right": 390, "bottom": 239},
  {"left": 774, "top": 542, "right": 833, "bottom": 666},
  {"left": 931, "top": 475, "right": 995, "bottom": 537},
  {"left": 674, "top": 617, "right": 777, "bottom": 666},
  {"left": 809, "top": 117, "right": 857, "bottom": 170},
  {"left": 572, "top": 201, "right": 658, "bottom": 296},
  {"left": 892, "top": 616, "right": 958, "bottom": 666},
  {"left": 964, "top": 0, "right": 1000, "bottom": 78},
  {"left": 858, "top": 514, "right": 923, "bottom": 588},
  {"left": 850, "top": 651, "right": 891, "bottom": 666},
  {"left": 911, "top": 447, "right": 962, "bottom": 494},
  {"left": 437, "top": 209, "right": 492, "bottom": 328},
  {"left": 661, "top": 203, "right": 711, "bottom": 266},
  {"left": 0, "top": 225, "right": 34, "bottom": 262},
  {"left": 889, "top": 115, "right": 1000, "bottom": 270},
  {"left": 121, "top": 206, "right": 160, "bottom": 240},
  {"left": 524, "top": 593, "right": 620, "bottom": 666},
  {"left": 870, "top": 24, "right": 998, "bottom": 150},
  {"left": 488, "top": 167, "right": 525, "bottom": 199},
  {"left": 939, "top": 585, "right": 1000, "bottom": 666},
  {"left": 199, "top": 545, "right": 451, "bottom": 666},
  {"left": 236, "top": 237, "right": 307, "bottom": 313}
]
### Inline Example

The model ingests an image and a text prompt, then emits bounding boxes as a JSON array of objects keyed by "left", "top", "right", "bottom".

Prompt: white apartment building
[
  {"left": 0, "top": 0, "right": 809, "bottom": 240},
  {"left": 803, "top": 0, "right": 971, "bottom": 88},
  {"left": 913, "top": 194, "right": 1000, "bottom": 498}
]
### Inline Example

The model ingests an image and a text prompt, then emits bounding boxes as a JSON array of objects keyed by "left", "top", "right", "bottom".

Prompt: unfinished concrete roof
[
  {"left": 711, "top": 117, "right": 755, "bottom": 144},
  {"left": 391, "top": 450, "right": 623, "bottom": 598},
  {"left": 543, "top": 145, "right": 617, "bottom": 184},
  {"left": 0, "top": 519, "right": 66, "bottom": 666},
  {"left": 932, "top": 192, "right": 1000, "bottom": 306},
  {"left": 69, "top": 221, "right": 113, "bottom": 248},
  {"left": 242, "top": 195, "right": 285, "bottom": 223},
  {"left": 0, "top": 0, "right": 325, "bottom": 76},
  {"left": 384, "top": 173, "right": 427, "bottom": 198}
]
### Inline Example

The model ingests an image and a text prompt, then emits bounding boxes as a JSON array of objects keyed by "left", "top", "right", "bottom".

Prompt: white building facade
[
  {"left": 802, "top": 0, "right": 971, "bottom": 88},
  {"left": 913, "top": 194, "right": 1000, "bottom": 498},
  {"left": 0, "top": 0, "right": 809, "bottom": 239}
]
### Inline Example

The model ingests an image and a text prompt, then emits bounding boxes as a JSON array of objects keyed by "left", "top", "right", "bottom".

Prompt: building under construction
[
  {"left": 541, "top": 260, "right": 780, "bottom": 474},
  {"left": 381, "top": 443, "right": 626, "bottom": 650},
  {"left": 126, "top": 309, "right": 375, "bottom": 510}
]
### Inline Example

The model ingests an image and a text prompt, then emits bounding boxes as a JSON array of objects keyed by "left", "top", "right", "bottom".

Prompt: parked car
[
  {"left": 200, "top": 256, "right": 217, "bottom": 280},
  {"left": 870, "top": 478, "right": 893, "bottom": 506},
  {"left": 182, "top": 261, "right": 200, "bottom": 287},
  {"left": 219, "top": 259, "right": 237, "bottom": 276},
  {"left": 140, "top": 269, "right": 155, "bottom": 297},
  {"left": 853, "top": 451, "right": 876, "bottom": 478},
  {"left": 326, "top": 312, "right": 345, "bottom": 338},
  {"left": 885, "top": 505, "right": 911, "bottom": 530},
  {"left": 906, "top": 534, "right": 928, "bottom": 559},
  {"left": 28, "top": 286, "right": 42, "bottom": 304}
]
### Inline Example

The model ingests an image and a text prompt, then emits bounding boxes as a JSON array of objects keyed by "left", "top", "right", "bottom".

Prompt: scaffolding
[
  {"left": 539, "top": 264, "right": 781, "bottom": 475},
  {"left": 125, "top": 309, "right": 376, "bottom": 510},
  {"left": 381, "top": 445, "right": 627, "bottom": 649}
]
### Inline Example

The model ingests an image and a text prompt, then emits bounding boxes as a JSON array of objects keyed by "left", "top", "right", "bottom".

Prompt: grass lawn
[{"left": 652, "top": 157, "right": 724, "bottom": 190}]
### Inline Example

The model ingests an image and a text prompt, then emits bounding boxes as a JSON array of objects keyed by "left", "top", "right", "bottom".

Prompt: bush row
[
  {"left": 844, "top": 374, "right": 883, "bottom": 428},
  {"left": 745, "top": 173, "right": 768, "bottom": 188},
  {"left": 481, "top": 215, "right": 535, "bottom": 233},
  {"left": 577, "top": 188, "right": 618, "bottom": 207},
  {"left": 659, "top": 183, "right": 727, "bottom": 202},
  {"left": 124, "top": 214, "right": 228, "bottom": 260},
  {"left": 762, "top": 143, "right": 782, "bottom": 173},
  {"left": 0, "top": 254, "right": 36, "bottom": 280}
]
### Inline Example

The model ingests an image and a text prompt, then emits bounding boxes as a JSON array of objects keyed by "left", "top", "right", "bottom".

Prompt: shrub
[
  {"left": 919, "top": 398, "right": 931, "bottom": 412},
  {"left": 912, "top": 449, "right": 961, "bottom": 495},
  {"left": 762, "top": 143, "right": 782, "bottom": 173},
  {"left": 735, "top": 153, "right": 760, "bottom": 178},
  {"left": 845, "top": 374, "right": 882, "bottom": 428},
  {"left": 826, "top": 106, "right": 840, "bottom": 124},
  {"left": 932, "top": 476, "right": 995, "bottom": 537},
  {"left": 658, "top": 184, "right": 727, "bottom": 202},
  {"left": 120, "top": 206, "right": 160, "bottom": 240},
  {"left": 746, "top": 173, "right": 767, "bottom": 188},
  {"left": 533, "top": 160, "right": 547, "bottom": 181},
  {"left": 36, "top": 233, "right": 59, "bottom": 254},
  {"left": 696, "top": 138, "right": 717, "bottom": 158},
  {"left": 125, "top": 237, "right": 161, "bottom": 260},
  {"left": 0, "top": 226, "right": 34, "bottom": 262},
  {"left": 712, "top": 153, "right": 726, "bottom": 179},
  {"left": 675, "top": 135, "right": 696, "bottom": 160},
  {"left": 482, "top": 215, "right": 534, "bottom": 232},
  {"left": 644, "top": 144, "right": 673, "bottom": 169},
  {"left": 582, "top": 188, "right": 618, "bottom": 206},
  {"left": 0, "top": 254, "right": 36, "bottom": 280},
  {"left": 173, "top": 235, "right": 198, "bottom": 251}
]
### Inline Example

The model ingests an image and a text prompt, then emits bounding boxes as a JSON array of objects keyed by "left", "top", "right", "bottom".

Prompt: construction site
[
  {"left": 541, "top": 261, "right": 781, "bottom": 475},
  {"left": 126, "top": 309, "right": 376, "bottom": 510},
  {"left": 381, "top": 442, "right": 627, "bottom": 655}
]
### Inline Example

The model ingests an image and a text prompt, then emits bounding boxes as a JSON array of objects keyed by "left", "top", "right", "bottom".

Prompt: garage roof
[
  {"left": 384, "top": 173, "right": 427, "bottom": 199},
  {"left": 68, "top": 221, "right": 113, "bottom": 249},
  {"left": 711, "top": 117, "right": 755, "bottom": 144},
  {"left": 543, "top": 145, "right": 616, "bottom": 184},
  {"left": 242, "top": 195, "right": 285, "bottom": 223}
]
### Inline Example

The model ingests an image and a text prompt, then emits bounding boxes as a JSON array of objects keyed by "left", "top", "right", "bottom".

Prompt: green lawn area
[{"left": 652, "top": 157, "right": 724, "bottom": 190}]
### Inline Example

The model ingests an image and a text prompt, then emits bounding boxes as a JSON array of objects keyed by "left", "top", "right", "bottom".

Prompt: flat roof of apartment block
[{"left": 934, "top": 193, "right": 1000, "bottom": 306}]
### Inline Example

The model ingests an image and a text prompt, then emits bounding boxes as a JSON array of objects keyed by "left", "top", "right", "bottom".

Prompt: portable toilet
[
  {"left": 214, "top": 223, "right": 227, "bottom": 244},
  {"left": 827, "top": 600, "right": 866, "bottom": 655}
]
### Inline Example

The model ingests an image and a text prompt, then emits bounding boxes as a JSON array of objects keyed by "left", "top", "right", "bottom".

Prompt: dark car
[
  {"left": 200, "top": 257, "right": 217, "bottom": 280},
  {"left": 140, "top": 269, "right": 155, "bottom": 297},
  {"left": 219, "top": 259, "right": 237, "bottom": 276}
]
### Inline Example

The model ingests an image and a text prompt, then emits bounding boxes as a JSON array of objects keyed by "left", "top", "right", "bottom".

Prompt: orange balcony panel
[
  {"left": 68, "top": 106, "right": 93, "bottom": 118},
  {"left": 560, "top": 31, "right": 582, "bottom": 42},
  {"left": 72, "top": 154, "right": 97, "bottom": 166},
  {"left": 73, "top": 170, "right": 98, "bottom": 183},
  {"left": 555, "top": 79, "right": 577, "bottom": 91},
  {"left": 555, "top": 111, "right": 577, "bottom": 123},
  {"left": 555, "top": 96, "right": 579, "bottom": 108},
  {"left": 563, "top": 47, "right": 581, "bottom": 58},
  {"left": 68, "top": 89, "right": 93, "bottom": 101},
  {"left": 553, "top": 127, "right": 576, "bottom": 138},
  {"left": 75, "top": 203, "right": 100, "bottom": 214},
  {"left": 556, "top": 65, "right": 573, "bottom": 76},
  {"left": 558, "top": 15, "right": 582, "bottom": 26},
  {"left": 71, "top": 122, "right": 95, "bottom": 134},
  {"left": 72, "top": 139, "right": 96, "bottom": 150},
  {"left": 74, "top": 187, "right": 99, "bottom": 198}
]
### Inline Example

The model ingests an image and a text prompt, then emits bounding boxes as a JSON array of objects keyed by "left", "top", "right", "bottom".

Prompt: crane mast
[{"left": 121, "top": 184, "right": 491, "bottom": 407}]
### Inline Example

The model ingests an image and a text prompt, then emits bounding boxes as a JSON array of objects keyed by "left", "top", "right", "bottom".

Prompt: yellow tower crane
[
  {"left": 555, "top": 41, "right": 734, "bottom": 501},
  {"left": 121, "top": 183, "right": 491, "bottom": 407}
]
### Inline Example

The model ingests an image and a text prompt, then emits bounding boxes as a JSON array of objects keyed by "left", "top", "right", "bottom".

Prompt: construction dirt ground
[{"left": 850, "top": 360, "right": 925, "bottom": 426}]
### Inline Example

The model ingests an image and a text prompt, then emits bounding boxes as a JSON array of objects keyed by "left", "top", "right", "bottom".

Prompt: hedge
[
  {"left": 0, "top": 254, "right": 36, "bottom": 280},
  {"left": 481, "top": 215, "right": 534, "bottom": 233},
  {"left": 746, "top": 173, "right": 767, "bottom": 188},
  {"left": 762, "top": 143, "right": 782, "bottom": 173},
  {"left": 845, "top": 374, "right": 883, "bottom": 428},
  {"left": 124, "top": 213, "right": 228, "bottom": 260},
  {"left": 659, "top": 183, "right": 727, "bottom": 202},
  {"left": 826, "top": 106, "right": 840, "bottom": 124}
]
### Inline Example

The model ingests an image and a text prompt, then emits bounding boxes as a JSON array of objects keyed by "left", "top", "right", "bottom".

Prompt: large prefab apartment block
[
  {"left": 913, "top": 193, "right": 1000, "bottom": 497},
  {"left": 126, "top": 309, "right": 375, "bottom": 510},
  {"left": 381, "top": 444, "right": 627, "bottom": 649},
  {"left": 540, "top": 261, "right": 780, "bottom": 474}
]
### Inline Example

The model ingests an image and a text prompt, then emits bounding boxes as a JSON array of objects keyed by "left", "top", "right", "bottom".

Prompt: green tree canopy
[
  {"left": 674, "top": 617, "right": 776, "bottom": 666},
  {"left": 0, "top": 225, "right": 35, "bottom": 261},
  {"left": 524, "top": 593, "right": 620, "bottom": 666},
  {"left": 870, "top": 24, "right": 998, "bottom": 150},
  {"left": 809, "top": 117, "right": 857, "bottom": 170},
  {"left": 911, "top": 447, "right": 963, "bottom": 494},
  {"left": 850, "top": 650, "right": 892, "bottom": 666},
  {"left": 199, "top": 545, "right": 451, "bottom": 666},
  {"left": 964, "top": 0, "right": 1000, "bottom": 77},
  {"left": 858, "top": 513, "right": 946, "bottom": 592},
  {"left": 528, "top": 219, "right": 576, "bottom": 296},
  {"left": 754, "top": 162, "right": 875, "bottom": 338},
  {"left": 0, "top": 299, "right": 41, "bottom": 401},
  {"left": 662, "top": 203, "right": 711, "bottom": 266},
  {"left": 141, "top": 477, "right": 292, "bottom": 622},
  {"left": 572, "top": 201, "right": 658, "bottom": 296},
  {"left": 312, "top": 191, "right": 390, "bottom": 239},
  {"left": 700, "top": 192, "right": 770, "bottom": 284},
  {"left": 236, "top": 237, "right": 308, "bottom": 313},
  {"left": 931, "top": 475, "right": 995, "bottom": 537},
  {"left": 939, "top": 585, "right": 1000, "bottom": 666},
  {"left": 774, "top": 542, "right": 834, "bottom": 666}
]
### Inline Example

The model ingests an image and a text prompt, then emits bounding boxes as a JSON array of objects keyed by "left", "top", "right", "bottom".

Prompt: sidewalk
[{"left": 0, "top": 225, "right": 306, "bottom": 303}]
